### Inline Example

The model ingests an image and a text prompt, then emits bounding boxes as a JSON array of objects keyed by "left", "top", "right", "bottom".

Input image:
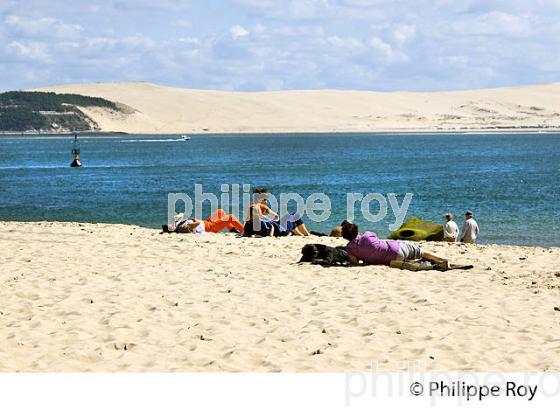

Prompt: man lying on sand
[
  {"left": 342, "top": 222, "right": 449, "bottom": 270},
  {"left": 163, "top": 209, "right": 244, "bottom": 234}
]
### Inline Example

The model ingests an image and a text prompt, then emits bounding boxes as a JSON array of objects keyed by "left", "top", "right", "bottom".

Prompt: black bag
[{"left": 299, "top": 244, "right": 349, "bottom": 266}]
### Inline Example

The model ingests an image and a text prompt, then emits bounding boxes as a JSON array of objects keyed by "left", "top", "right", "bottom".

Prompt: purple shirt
[{"left": 346, "top": 231, "right": 400, "bottom": 265}]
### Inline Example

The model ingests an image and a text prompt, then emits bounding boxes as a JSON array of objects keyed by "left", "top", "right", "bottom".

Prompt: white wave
[{"left": 121, "top": 138, "right": 187, "bottom": 143}]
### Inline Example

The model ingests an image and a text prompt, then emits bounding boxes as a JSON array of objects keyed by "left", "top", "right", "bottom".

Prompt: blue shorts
[{"left": 278, "top": 212, "right": 303, "bottom": 235}]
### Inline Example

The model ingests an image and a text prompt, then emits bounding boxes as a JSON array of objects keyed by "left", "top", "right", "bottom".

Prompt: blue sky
[{"left": 1, "top": 0, "right": 559, "bottom": 92}]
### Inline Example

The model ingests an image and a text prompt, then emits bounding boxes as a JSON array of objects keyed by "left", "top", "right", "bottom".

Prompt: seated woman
[
  {"left": 249, "top": 188, "right": 310, "bottom": 236},
  {"left": 242, "top": 204, "right": 273, "bottom": 236},
  {"left": 164, "top": 209, "right": 244, "bottom": 234},
  {"left": 243, "top": 204, "right": 310, "bottom": 237},
  {"left": 251, "top": 187, "right": 279, "bottom": 221}
]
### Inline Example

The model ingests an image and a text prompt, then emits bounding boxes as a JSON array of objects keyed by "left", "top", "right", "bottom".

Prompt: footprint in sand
[{"left": 111, "top": 342, "right": 137, "bottom": 351}]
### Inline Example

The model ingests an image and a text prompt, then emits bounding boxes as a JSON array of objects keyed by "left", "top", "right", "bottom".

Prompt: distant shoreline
[
  {"left": 2, "top": 128, "right": 560, "bottom": 136},
  {"left": 0, "top": 130, "right": 129, "bottom": 136},
  {"left": 28, "top": 82, "right": 560, "bottom": 135}
]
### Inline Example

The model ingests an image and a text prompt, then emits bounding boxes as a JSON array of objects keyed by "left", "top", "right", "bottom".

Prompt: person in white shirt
[
  {"left": 460, "top": 211, "right": 479, "bottom": 244},
  {"left": 443, "top": 213, "right": 459, "bottom": 242}
]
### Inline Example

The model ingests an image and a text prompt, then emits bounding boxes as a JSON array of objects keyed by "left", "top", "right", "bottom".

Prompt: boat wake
[{"left": 121, "top": 138, "right": 188, "bottom": 143}]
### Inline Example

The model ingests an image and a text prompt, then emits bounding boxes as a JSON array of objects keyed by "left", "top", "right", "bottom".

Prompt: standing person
[
  {"left": 341, "top": 223, "right": 449, "bottom": 269},
  {"left": 460, "top": 211, "right": 479, "bottom": 244},
  {"left": 443, "top": 213, "right": 459, "bottom": 242}
]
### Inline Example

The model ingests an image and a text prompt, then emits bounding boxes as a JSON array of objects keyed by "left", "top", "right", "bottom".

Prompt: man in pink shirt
[{"left": 342, "top": 223, "right": 449, "bottom": 269}]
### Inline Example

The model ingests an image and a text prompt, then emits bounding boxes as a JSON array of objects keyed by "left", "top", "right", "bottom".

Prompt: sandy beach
[
  {"left": 33, "top": 82, "right": 560, "bottom": 134},
  {"left": 1, "top": 221, "right": 559, "bottom": 372}
]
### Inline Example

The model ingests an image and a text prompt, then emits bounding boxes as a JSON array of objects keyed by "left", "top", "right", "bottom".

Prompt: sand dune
[
  {"left": 32, "top": 82, "right": 560, "bottom": 134},
  {"left": 1, "top": 221, "right": 559, "bottom": 372}
]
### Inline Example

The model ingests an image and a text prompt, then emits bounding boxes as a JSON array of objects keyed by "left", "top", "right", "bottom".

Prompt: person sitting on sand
[
  {"left": 248, "top": 188, "right": 311, "bottom": 236},
  {"left": 341, "top": 222, "right": 449, "bottom": 269},
  {"left": 460, "top": 211, "right": 479, "bottom": 244},
  {"left": 163, "top": 209, "right": 244, "bottom": 234},
  {"left": 443, "top": 213, "right": 459, "bottom": 242},
  {"left": 276, "top": 211, "right": 310, "bottom": 236},
  {"left": 242, "top": 204, "right": 274, "bottom": 236},
  {"left": 330, "top": 220, "right": 352, "bottom": 237},
  {"left": 243, "top": 204, "right": 310, "bottom": 237},
  {"left": 252, "top": 187, "right": 280, "bottom": 221}
]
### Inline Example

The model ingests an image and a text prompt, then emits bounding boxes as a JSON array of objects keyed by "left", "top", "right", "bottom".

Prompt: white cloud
[
  {"left": 451, "top": 11, "right": 531, "bottom": 38},
  {"left": 111, "top": 0, "right": 191, "bottom": 12},
  {"left": 392, "top": 24, "right": 415, "bottom": 47},
  {"left": 327, "top": 35, "right": 366, "bottom": 54},
  {"left": 253, "top": 24, "right": 266, "bottom": 34},
  {"left": 85, "top": 37, "right": 118, "bottom": 50},
  {"left": 178, "top": 37, "right": 200, "bottom": 45},
  {"left": 8, "top": 41, "right": 51, "bottom": 62},
  {"left": 233, "top": 0, "right": 388, "bottom": 20},
  {"left": 229, "top": 24, "right": 250, "bottom": 39},
  {"left": 0, "top": 0, "right": 559, "bottom": 91},
  {"left": 5, "top": 15, "right": 83, "bottom": 38},
  {"left": 173, "top": 19, "right": 192, "bottom": 28},
  {"left": 442, "top": 55, "right": 470, "bottom": 66},
  {"left": 370, "top": 36, "right": 408, "bottom": 63},
  {"left": 272, "top": 25, "right": 324, "bottom": 37},
  {"left": 121, "top": 34, "right": 155, "bottom": 49}
]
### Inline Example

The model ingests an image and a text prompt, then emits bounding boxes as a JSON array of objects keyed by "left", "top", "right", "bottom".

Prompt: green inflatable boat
[{"left": 388, "top": 217, "right": 444, "bottom": 241}]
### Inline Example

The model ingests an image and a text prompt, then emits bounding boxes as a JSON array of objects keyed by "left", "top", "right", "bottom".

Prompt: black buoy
[{"left": 70, "top": 134, "right": 82, "bottom": 167}]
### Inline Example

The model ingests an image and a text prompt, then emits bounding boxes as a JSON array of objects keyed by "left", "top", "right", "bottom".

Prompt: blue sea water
[{"left": 0, "top": 133, "right": 559, "bottom": 246}]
